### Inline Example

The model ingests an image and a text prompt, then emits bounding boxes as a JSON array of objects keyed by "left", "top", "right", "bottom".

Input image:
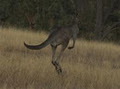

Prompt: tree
[
  {"left": 95, "top": 0, "right": 103, "bottom": 40},
  {"left": 94, "top": 0, "right": 120, "bottom": 40}
]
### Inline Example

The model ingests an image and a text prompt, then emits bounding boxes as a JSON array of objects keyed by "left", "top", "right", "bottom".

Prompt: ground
[{"left": 0, "top": 27, "right": 120, "bottom": 89}]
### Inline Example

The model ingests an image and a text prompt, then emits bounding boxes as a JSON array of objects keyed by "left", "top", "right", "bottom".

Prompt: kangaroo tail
[{"left": 24, "top": 38, "right": 51, "bottom": 50}]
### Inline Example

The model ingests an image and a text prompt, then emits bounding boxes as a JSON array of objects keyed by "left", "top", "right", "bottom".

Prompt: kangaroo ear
[{"left": 71, "top": 15, "right": 79, "bottom": 24}]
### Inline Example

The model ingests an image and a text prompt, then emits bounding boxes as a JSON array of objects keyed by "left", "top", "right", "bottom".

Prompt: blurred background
[{"left": 0, "top": 0, "right": 120, "bottom": 42}]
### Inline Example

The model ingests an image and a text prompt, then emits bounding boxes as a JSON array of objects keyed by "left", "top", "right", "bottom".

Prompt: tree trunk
[{"left": 95, "top": 0, "right": 103, "bottom": 40}]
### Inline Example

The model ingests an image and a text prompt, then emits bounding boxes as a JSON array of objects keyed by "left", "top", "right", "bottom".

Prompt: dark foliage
[{"left": 0, "top": 0, "right": 120, "bottom": 41}]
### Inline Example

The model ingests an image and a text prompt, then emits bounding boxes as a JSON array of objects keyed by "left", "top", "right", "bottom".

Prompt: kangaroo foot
[
  {"left": 56, "top": 67, "right": 62, "bottom": 74},
  {"left": 52, "top": 61, "right": 62, "bottom": 74}
]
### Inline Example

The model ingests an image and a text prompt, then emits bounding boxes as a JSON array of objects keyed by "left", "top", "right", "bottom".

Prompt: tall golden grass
[{"left": 0, "top": 27, "right": 120, "bottom": 89}]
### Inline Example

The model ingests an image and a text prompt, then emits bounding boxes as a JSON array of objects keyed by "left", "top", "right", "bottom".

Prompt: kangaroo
[{"left": 24, "top": 17, "right": 79, "bottom": 74}]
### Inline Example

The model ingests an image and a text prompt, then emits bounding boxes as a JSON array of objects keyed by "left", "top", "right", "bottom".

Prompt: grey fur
[{"left": 24, "top": 18, "right": 79, "bottom": 74}]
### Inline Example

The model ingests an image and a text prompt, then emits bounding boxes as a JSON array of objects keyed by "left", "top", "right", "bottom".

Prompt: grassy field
[{"left": 0, "top": 27, "right": 120, "bottom": 89}]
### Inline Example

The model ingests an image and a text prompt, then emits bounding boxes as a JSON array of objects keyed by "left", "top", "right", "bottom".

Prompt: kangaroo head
[{"left": 71, "top": 16, "right": 79, "bottom": 25}]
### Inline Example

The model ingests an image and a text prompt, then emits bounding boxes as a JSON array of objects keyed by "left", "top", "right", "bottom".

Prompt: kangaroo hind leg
[
  {"left": 55, "top": 40, "right": 69, "bottom": 74},
  {"left": 51, "top": 44, "right": 58, "bottom": 69}
]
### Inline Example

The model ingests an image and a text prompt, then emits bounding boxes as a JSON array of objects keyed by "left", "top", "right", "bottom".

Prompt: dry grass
[{"left": 0, "top": 27, "right": 120, "bottom": 89}]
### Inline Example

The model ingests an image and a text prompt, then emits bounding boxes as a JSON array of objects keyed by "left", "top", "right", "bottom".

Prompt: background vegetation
[
  {"left": 0, "top": 0, "right": 120, "bottom": 41},
  {"left": 0, "top": 28, "right": 120, "bottom": 89}
]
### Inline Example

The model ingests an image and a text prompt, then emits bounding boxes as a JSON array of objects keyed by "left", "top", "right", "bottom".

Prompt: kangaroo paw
[{"left": 68, "top": 46, "right": 74, "bottom": 49}]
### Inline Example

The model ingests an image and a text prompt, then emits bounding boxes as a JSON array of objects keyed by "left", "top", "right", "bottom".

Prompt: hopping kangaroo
[{"left": 24, "top": 17, "right": 79, "bottom": 74}]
